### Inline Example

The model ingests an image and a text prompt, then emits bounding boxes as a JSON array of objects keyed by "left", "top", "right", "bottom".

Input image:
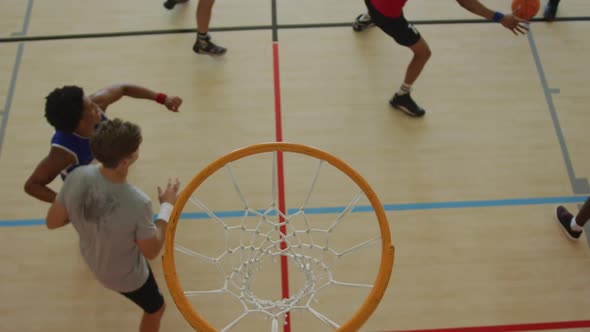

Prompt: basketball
[{"left": 511, "top": 0, "right": 540, "bottom": 20}]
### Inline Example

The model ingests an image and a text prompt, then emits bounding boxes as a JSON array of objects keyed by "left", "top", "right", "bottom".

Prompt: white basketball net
[{"left": 174, "top": 152, "right": 382, "bottom": 331}]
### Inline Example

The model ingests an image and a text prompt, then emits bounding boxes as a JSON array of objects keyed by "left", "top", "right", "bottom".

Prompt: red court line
[
  {"left": 384, "top": 320, "right": 590, "bottom": 332},
  {"left": 272, "top": 41, "right": 292, "bottom": 332}
]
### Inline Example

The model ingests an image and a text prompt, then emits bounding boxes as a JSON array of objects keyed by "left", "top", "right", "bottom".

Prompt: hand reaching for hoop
[{"left": 158, "top": 178, "right": 181, "bottom": 206}]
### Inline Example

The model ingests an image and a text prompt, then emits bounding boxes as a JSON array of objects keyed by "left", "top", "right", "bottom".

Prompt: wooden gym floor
[{"left": 1, "top": 0, "right": 590, "bottom": 331}]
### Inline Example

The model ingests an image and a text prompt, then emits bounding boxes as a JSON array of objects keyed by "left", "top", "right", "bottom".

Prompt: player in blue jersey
[{"left": 24, "top": 84, "right": 182, "bottom": 203}]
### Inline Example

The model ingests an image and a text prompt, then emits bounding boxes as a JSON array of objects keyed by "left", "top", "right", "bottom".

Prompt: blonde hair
[{"left": 90, "top": 118, "right": 142, "bottom": 168}]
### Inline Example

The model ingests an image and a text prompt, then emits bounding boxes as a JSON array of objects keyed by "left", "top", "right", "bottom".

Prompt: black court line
[
  {"left": 0, "top": 26, "right": 268, "bottom": 43},
  {"left": 1, "top": 16, "right": 590, "bottom": 43},
  {"left": 271, "top": 0, "right": 278, "bottom": 42}
]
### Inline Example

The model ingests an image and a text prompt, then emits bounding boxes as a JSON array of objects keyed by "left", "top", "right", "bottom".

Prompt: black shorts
[
  {"left": 119, "top": 265, "right": 164, "bottom": 314},
  {"left": 364, "top": 0, "right": 421, "bottom": 47}
]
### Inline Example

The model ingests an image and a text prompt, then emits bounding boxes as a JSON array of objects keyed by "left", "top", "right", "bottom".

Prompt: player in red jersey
[{"left": 353, "top": 0, "right": 528, "bottom": 117}]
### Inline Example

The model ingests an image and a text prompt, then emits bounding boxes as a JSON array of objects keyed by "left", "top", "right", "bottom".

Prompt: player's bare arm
[
  {"left": 46, "top": 199, "right": 69, "bottom": 229},
  {"left": 24, "top": 147, "right": 76, "bottom": 203},
  {"left": 456, "top": 0, "right": 529, "bottom": 35},
  {"left": 89, "top": 83, "right": 183, "bottom": 112}
]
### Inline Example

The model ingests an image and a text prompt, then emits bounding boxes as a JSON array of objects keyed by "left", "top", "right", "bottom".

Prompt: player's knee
[
  {"left": 409, "top": 38, "right": 431, "bottom": 60},
  {"left": 413, "top": 46, "right": 431, "bottom": 62},
  {"left": 418, "top": 40, "right": 431, "bottom": 59}
]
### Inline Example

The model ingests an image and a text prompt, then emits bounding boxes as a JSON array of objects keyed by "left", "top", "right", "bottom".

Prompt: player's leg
[
  {"left": 163, "top": 0, "right": 189, "bottom": 10},
  {"left": 544, "top": 0, "right": 561, "bottom": 21},
  {"left": 119, "top": 266, "right": 166, "bottom": 332},
  {"left": 353, "top": 13, "right": 374, "bottom": 32},
  {"left": 193, "top": 0, "right": 227, "bottom": 56},
  {"left": 353, "top": 0, "right": 375, "bottom": 32},
  {"left": 556, "top": 197, "right": 590, "bottom": 241},
  {"left": 139, "top": 303, "right": 166, "bottom": 332},
  {"left": 384, "top": 16, "right": 430, "bottom": 117}
]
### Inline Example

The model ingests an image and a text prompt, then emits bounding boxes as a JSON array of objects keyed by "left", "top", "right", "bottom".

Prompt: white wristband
[{"left": 157, "top": 202, "right": 174, "bottom": 223}]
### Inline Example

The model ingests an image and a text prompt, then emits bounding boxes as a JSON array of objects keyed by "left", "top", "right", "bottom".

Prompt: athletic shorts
[
  {"left": 119, "top": 265, "right": 164, "bottom": 314},
  {"left": 365, "top": 0, "right": 421, "bottom": 47}
]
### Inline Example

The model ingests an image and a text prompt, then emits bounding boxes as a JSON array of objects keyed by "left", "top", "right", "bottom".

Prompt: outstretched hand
[
  {"left": 501, "top": 14, "right": 529, "bottom": 35},
  {"left": 158, "top": 178, "right": 181, "bottom": 205},
  {"left": 164, "top": 96, "right": 183, "bottom": 112}
]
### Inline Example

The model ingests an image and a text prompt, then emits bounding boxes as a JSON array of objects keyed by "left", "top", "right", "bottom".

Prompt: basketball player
[
  {"left": 24, "top": 83, "right": 182, "bottom": 203},
  {"left": 352, "top": 0, "right": 529, "bottom": 117},
  {"left": 556, "top": 198, "right": 590, "bottom": 241},
  {"left": 46, "top": 118, "right": 180, "bottom": 332},
  {"left": 163, "top": 0, "right": 227, "bottom": 56}
]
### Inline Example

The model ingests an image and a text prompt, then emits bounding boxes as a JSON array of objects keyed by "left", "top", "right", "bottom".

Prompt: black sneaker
[
  {"left": 543, "top": 3, "right": 558, "bottom": 21},
  {"left": 163, "top": 0, "right": 188, "bottom": 10},
  {"left": 389, "top": 93, "right": 426, "bottom": 117},
  {"left": 555, "top": 205, "right": 582, "bottom": 241},
  {"left": 353, "top": 14, "right": 374, "bottom": 32},
  {"left": 193, "top": 36, "right": 227, "bottom": 56}
]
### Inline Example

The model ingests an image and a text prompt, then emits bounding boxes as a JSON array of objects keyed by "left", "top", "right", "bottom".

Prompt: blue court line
[
  {"left": 1, "top": 195, "right": 587, "bottom": 228},
  {"left": 527, "top": 29, "right": 589, "bottom": 194}
]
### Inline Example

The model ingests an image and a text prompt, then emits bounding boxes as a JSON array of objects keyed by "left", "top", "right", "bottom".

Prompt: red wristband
[{"left": 156, "top": 93, "right": 167, "bottom": 104}]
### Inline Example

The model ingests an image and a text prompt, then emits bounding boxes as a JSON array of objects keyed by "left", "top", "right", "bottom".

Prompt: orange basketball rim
[{"left": 162, "top": 142, "right": 395, "bottom": 331}]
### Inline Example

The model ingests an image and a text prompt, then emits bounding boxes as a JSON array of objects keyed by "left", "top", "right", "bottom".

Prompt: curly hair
[
  {"left": 44, "top": 85, "right": 84, "bottom": 133},
  {"left": 90, "top": 118, "right": 142, "bottom": 168}
]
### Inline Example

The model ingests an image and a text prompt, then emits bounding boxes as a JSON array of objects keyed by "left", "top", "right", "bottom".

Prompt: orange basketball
[{"left": 511, "top": 0, "right": 540, "bottom": 20}]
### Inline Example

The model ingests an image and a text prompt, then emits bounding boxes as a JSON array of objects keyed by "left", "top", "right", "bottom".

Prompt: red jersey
[{"left": 370, "top": 0, "right": 408, "bottom": 18}]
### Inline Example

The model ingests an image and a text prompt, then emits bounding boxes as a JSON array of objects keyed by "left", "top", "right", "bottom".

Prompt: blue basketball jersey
[{"left": 51, "top": 113, "right": 107, "bottom": 180}]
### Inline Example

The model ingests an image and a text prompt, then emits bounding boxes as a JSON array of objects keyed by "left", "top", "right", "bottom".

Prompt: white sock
[
  {"left": 397, "top": 83, "right": 411, "bottom": 95},
  {"left": 359, "top": 13, "right": 372, "bottom": 22},
  {"left": 571, "top": 216, "right": 584, "bottom": 232}
]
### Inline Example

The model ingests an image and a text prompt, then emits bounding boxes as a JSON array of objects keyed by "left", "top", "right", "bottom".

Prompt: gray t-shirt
[{"left": 57, "top": 164, "right": 157, "bottom": 292}]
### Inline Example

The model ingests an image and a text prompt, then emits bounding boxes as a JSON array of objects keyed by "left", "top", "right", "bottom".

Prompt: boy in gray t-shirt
[
  {"left": 57, "top": 164, "right": 156, "bottom": 292},
  {"left": 46, "top": 118, "right": 180, "bottom": 332}
]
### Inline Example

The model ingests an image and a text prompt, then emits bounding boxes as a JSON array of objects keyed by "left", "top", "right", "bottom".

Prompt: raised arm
[
  {"left": 136, "top": 178, "right": 180, "bottom": 260},
  {"left": 89, "top": 83, "right": 183, "bottom": 112}
]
